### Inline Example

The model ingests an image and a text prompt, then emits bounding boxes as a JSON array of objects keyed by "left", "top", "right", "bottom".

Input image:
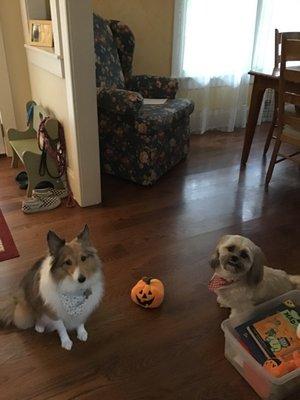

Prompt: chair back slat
[
  {"left": 284, "top": 92, "right": 300, "bottom": 106},
  {"left": 283, "top": 39, "right": 300, "bottom": 62},
  {"left": 274, "top": 29, "right": 300, "bottom": 69},
  {"left": 283, "top": 114, "right": 300, "bottom": 130},
  {"left": 278, "top": 34, "right": 300, "bottom": 133},
  {"left": 284, "top": 69, "right": 300, "bottom": 82}
]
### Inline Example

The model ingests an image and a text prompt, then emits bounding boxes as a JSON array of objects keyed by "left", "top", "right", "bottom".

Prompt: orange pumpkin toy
[{"left": 131, "top": 277, "right": 164, "bottom": 308}]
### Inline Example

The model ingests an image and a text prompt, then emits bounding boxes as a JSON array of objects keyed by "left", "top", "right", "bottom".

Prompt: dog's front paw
[
  {"left": 229, "top": 310, "right": 240, "bottom": 319},
  {"left": 217, "top": 296, "right": 227, "bottom": 308},
  {"left": 77, "top": 328, "right": 88, "bottom": 342},
  {"left": 35, "top": 324, "right": 45, "bottom": 333},
  {"left": 61, "top": 338, "right": 73, "bottom": 351}
]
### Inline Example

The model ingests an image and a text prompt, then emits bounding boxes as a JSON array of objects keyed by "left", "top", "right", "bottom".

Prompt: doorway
[{"left": 0, "top": 21, "right": 16, "bottom": 156}]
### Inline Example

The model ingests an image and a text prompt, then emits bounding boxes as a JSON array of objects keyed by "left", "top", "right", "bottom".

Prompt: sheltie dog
[{"left": 0, "top": 225, "right": 104, "bottom": 350}]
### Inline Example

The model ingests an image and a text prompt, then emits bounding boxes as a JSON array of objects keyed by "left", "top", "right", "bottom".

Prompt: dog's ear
[
  {"left": 209, "top": 250, "right": 220, "bottom": 269},
  {"left": 47, "top": 231, "right": 65, "bottom": 256},
  {"left": 77, "top": 224, "right": 90, "bottom": 244},
  {"left": 247, "top": 245, "right": 265, "bottom": 286},
  {"left": 209, "top": 235, "right": 231, "bottom": 269},
  {"left": 217, "top": 235, "right": 232, "bottom": 248}
]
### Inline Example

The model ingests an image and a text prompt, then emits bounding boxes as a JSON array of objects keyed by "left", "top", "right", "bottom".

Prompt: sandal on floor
[
  {"left": 15, "top": 171, "right": 28, "bottom": 190},
  {"left": 22, "top": 195, "right": 61, "bottom": 214},
  {"left": 35, "top": 181, "right": 54, "bottom": 190},
  {"left": 19, "top": 180, "right": 28, "bottom": 190},
  {"left": 33, "top": 187, "right": 69, "bottom": 199},
  {"left": 15, "top": 171, "right": 27, "bottom": 182}
]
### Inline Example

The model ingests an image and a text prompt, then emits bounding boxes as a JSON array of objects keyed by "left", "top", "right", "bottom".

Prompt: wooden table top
[
  {"left": 249, "top": 68, "right": 280, "bottom": 80},
  {"left": 249, "top": 66, "right": 300, "bottom": 80}
]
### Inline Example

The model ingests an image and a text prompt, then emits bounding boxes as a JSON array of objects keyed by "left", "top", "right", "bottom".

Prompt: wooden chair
[
  {"left": 265, "top": 35, "right": 300, "bottom": 185},
  {"left": 263, "top": 30, "right": 300, "bottom": 155}
]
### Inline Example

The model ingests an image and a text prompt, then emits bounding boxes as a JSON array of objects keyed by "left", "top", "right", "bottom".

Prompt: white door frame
[
  {"left": 0, "top": 21, "right": 16, "bottom": 155},
  {"left": 59, "top": 0, "right": 101, "bottom": 206},
  {"left": 19, "top": 0, "right": 101, "bottom": 206}
]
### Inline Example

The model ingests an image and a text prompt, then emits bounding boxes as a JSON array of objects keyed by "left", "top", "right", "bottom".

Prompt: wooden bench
[{"left": 8, "top": 101, "right": 64, "bottom": 196}]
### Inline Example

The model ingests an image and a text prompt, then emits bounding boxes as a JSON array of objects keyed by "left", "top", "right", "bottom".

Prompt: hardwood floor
[{"left": 0, "top": 125, "right": 300, "bottom": 400}]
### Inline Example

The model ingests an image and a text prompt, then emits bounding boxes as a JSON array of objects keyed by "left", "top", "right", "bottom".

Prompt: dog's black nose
[
  {"left": 230, "top": 255, "right": 239, "bottom": 263},
  {"left": 78, "top": 274, "right": 86, "bottom": 283}
]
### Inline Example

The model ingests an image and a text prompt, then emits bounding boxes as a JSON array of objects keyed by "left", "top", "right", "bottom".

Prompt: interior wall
[
  {"left": 0, "top": 1, "right": 79, "bottom": 198},
  {"left": 0, "top": 1, "right": 31, "bottom": 130},
  {"left": 27, "top": 64, "right": 77, "bottom": 174},
  {"left": 92, "top": 0, "right": 175, "bottom": 76}
]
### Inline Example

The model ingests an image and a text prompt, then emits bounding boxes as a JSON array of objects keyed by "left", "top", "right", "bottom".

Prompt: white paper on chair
[{"left": 143, "top": 98, "right": 167, "bottom": 105}]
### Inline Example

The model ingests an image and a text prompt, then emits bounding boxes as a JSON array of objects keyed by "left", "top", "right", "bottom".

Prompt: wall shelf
[
  {"left": 24, "top": 43, "right": 64, "bottom": 77},
  {"left": 20, "top": 0, "right": 64, "bottom": 77}
]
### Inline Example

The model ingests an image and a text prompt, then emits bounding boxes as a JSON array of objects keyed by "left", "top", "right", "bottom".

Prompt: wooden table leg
[{"left": 241, "top": 79, "right": 265, "bottom": 165}]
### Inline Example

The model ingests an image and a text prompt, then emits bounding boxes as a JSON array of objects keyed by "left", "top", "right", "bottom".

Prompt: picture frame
[{"left": 29, "top": 20, "right": 53, "bottom": 48}]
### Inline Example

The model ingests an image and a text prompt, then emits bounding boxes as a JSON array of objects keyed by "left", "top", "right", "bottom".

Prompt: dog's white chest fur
[
  {"left": 39, "top": 256, "right": 104, "bottom": 330},
  {"left": 216, "top": 266, "right": 295, "bottom": 316}
]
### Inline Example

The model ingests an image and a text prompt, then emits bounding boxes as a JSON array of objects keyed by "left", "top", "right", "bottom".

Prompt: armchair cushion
[
  {"left": 94, "top": 14, "right": 125, "bottom": 89},
  {"left": 135, "top": 99, "right": 195, "bottom": 134},
  {"left": 127, "top": 75, "right": 179, "bottom": 99},
  {"left": 97, "top": 88, "right": 143, "bottom": 116}
]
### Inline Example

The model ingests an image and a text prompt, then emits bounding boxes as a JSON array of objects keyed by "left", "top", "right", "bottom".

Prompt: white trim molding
[
  {"left": 172, "top": 0, "right": 188, "bottom": 78},
  {"left": 24, "top": 44, "right": 64, "bottom": 77},
  {"left": 0, "top": 21, "right": 16, "bottom": 155},
  {"left": 59, "top": 0, "right": 101, "bottom": 206}
]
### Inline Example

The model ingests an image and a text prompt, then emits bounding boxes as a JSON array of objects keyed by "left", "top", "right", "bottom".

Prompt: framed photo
[{"left": 29, "top": 20, "right": 53, "bottom": 47}]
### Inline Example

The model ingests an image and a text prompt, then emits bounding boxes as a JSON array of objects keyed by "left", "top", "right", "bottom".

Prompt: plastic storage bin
[{"left": 221, "top": 290, "right": 300, "bottom": 400}]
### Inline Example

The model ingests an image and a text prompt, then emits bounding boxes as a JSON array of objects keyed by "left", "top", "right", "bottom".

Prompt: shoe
[
  {"left": 22, "top": 195, "right": 61, "bottom": 214},
  {"left": 15, "top": 171, "right": 28, "bottom": 190},
  {"left": 32, "top": 187, "right": 69, "bottom": 199},
  {"left": 15, "top": 171, "right": 27, "bottom": 182},
  {"left": 19, "top": 180, "right": 28, "bottom": 190},
  {"left": 35, "top": 181, "right": 54, "bottom": 190}
]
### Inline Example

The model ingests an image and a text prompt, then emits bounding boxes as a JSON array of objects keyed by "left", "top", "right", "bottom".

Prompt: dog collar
[
  {"left": 59, "top": 288, "right": 92, "bottom": 316},
  {"left": 208, "top": 274, "right": 233, "bottom": 292}
]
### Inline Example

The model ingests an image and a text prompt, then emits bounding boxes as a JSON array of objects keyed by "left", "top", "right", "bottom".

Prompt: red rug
[{"left": 0, "top": 210, "right": 19, "bottom": 262}]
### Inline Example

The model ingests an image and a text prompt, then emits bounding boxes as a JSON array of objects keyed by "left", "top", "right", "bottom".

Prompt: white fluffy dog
[{"left": 209, "top": 235, "right": 300, "bottom": 318}]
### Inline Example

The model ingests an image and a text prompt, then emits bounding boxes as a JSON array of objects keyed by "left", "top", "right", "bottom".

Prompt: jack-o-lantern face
[
  {"left": 284, "top": 299, "right": 295, "bottom": 308},
  {"left": 136, "top": 287, "right": 155, "bottom": 307},
  {"left": 263, "top": 359, "right": 289, "bottom": 378},
  {"left": 131, "top": 277, "right": 164, "bottom": 309},
  {"left": 264, "top": 359, "right": 279, "bottom": 370}
]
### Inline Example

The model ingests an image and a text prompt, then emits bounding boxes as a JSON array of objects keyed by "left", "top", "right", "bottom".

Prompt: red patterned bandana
[{"left": 208, "top": 274, "right": 233, "bottom": 292}]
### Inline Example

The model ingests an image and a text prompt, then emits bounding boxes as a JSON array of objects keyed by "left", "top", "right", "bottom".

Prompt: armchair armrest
[
  {"left": 127, "top": 75, "right": 179, "bottom": 99},
  {"left": 97, "top": 88, "right": 143, "bottom": 116}
]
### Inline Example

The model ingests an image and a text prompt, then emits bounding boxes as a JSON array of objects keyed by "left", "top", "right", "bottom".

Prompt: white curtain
[{"left": 172, "top": 0, "right": 300, "bottom": 134}]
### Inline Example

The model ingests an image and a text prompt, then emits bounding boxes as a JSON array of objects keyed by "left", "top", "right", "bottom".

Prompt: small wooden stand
[{"left": 8, "top": 100, "right": 64, "bottom": 196}]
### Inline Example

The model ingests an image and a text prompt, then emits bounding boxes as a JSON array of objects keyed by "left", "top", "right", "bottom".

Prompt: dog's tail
[
  {"left": 0, "top": 293, "right": 34, "bottom": 329},
  {"left": 289, "top": 275, "right": 300, "bottom": 289},
  {"left": 0, "top": 296, "right": 16, "bottom": 326}
]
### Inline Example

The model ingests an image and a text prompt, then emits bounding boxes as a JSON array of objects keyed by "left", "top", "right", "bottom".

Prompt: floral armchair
[{"left": 94, "top": 14, "right": 194, "bottom": 185}]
